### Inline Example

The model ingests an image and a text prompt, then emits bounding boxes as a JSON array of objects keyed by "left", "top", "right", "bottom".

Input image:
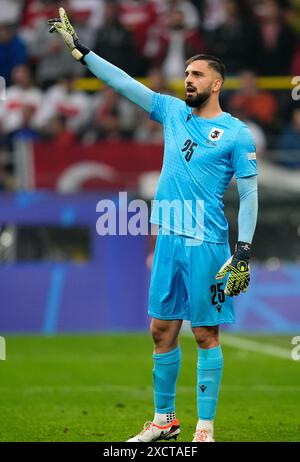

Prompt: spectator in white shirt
[
  {"left": 37, "top": 75, "right": 92, "bottom": 133},
  {"left": 0, "top": 65, "right": 42, "bottom": 142}
]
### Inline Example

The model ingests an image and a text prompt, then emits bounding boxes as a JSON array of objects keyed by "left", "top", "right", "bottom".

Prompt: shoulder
[
  {"left": 221, "top": 114, "right": 256, "bottom": 151},
  {"left": 223, "top": 113, "right": 254, "bottom": 138},
  {"left": 153, "top": 93, "right": 185, "bottom": 109},
  {"left": 151, "top": 93, "right": 187, "bottom": 123},
  {"left": 222, "top": 112, "right": 248, "bottom": 130}
]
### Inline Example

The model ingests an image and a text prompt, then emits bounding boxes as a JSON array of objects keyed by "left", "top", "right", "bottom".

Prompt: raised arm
[
  {"left": 84, "top": 52, "right": 153, "bottom": 112},
  {"left": 48, "top": 7, "right": 154, "bottom": 112}
]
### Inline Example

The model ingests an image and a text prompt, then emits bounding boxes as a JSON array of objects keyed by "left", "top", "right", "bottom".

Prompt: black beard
[{"left": 185, "top": 89, "right": 211, "bottom": 108}]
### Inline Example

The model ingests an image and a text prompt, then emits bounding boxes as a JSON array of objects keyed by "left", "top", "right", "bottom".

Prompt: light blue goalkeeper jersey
[
  {"left": 149, "top": 93, "right": 258, "bottom": 243},
  {"left": 83, "top": 51, "right": 258, "bottom": 244}
]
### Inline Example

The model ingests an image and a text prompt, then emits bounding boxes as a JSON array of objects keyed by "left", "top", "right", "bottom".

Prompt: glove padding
[
  {"left": 48, "top": 7, "right": 89, "bottom": 61},
  {"left": 215, "top": 242, "right": 251, "bottom": 297}
]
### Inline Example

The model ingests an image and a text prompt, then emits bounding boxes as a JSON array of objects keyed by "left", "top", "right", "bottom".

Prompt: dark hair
[{"left": 186, "top": 54, "right": 226, "bottom": 81}]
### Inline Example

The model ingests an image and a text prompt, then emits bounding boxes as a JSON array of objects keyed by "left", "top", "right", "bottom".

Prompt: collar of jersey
[{"left": 188, "top": 111, "right": 228, "bottom": 123}]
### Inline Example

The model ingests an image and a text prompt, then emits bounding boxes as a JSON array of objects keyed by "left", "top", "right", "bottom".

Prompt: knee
[
  {"left": 192, "top": 326, "right": 219, "bottom": 349},
  {"left": 150, "top": 321, "right": 177, "bottom": 352},
  {"left": 151, "top": 321, "right": 169, "bottom": 344}
]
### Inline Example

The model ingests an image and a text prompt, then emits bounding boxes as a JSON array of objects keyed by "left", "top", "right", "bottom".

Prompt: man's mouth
[{"left": 186, "top": 87, "right": 196, "bottom": 95}]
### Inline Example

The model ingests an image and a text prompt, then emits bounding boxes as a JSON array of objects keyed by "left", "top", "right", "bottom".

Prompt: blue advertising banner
[{"left": 0, "top": 193, "right": 299, "bottom": 333}]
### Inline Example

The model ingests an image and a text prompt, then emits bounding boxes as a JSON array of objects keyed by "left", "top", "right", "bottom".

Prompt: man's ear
[{"left": 213, "top": 78, "right": 223, "bottom": 93}]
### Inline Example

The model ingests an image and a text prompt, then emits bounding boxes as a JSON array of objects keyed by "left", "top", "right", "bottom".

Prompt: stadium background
[{"left": 0, "top": 0, "right": 300, "bottom": 442}]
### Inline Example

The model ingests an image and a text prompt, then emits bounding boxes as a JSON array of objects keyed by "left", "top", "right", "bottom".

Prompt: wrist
[
  {"left": 74, "top": 38, "right": 90, "bottom": 57},
  {"left": 235, "top": 241, "right": 251, "bottom": 261}
]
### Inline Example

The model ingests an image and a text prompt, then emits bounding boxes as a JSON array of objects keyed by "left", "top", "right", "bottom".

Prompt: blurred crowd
[{"left": 1, "top": 0, "right": 300, "bottom": 190}]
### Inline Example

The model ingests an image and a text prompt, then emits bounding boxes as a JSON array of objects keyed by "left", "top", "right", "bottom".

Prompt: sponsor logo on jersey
[
  {"left": 208, "top": 128, "right": 224, "bottom": 141},
  {"left": 248, "top": 152, "right": 256, "bottom": 160}
]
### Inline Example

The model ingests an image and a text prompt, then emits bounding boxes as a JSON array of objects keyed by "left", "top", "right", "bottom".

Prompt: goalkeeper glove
[
  {"left": 48, "top": 7, "right": 90, "bottom": 62},
  {"left": 215, "top": 241, "right": 251, "bottom": 297}
]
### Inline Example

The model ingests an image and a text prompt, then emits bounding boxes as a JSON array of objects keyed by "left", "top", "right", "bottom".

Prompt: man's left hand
[{"left": 216, "top": 242, "right": 251, "bottom": 297}]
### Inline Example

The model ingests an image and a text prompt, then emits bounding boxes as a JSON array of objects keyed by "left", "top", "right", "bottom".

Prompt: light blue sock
[
  {"left": 153, "top": 346, "right": 181, "bottom": 413},
  {"left": 197, "top": 345, "right": 223, "bottom": 420}
]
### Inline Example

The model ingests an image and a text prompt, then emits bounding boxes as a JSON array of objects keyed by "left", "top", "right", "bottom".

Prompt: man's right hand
[{"left": 48, "top": 7, "right": 89, "bottom": 61}]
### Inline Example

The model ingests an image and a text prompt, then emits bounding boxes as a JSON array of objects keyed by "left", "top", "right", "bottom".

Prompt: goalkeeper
[{"left": 49, "top": 8, "right": 258, "bottom": 443}]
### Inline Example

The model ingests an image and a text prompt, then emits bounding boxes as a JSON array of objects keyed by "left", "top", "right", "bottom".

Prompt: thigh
[
  {"left": 148, "top": 233, "right": 189, "bottom": 321},
  {"left": 185, "top": 241, "right": 235, "bottom": 328}
]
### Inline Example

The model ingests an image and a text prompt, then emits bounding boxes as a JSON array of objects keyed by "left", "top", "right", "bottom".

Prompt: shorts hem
[
  {"left": 149, "top": 311, "right": 235, "bottom": 326},
  {"left": 191, "top": 319, "right": 235, "bottom": 327},
  {"left": 148, "top": 311, "right": 187, "bottom": 321}
]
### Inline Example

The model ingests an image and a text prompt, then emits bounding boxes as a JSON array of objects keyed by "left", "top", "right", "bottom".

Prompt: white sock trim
[
  {"left": 154, "top": 411, "right": 176, "bottom": 426},
  {"left": 196, "top": 419, "right": 214, "bottom": 433}
]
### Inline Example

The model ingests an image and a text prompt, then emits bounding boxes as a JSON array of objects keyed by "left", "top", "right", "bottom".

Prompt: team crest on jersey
[{"left": 208, "top": 128, "right": 224, "bottom": 141}]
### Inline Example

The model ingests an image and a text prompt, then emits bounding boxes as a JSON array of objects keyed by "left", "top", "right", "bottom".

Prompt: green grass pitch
[{"left": 0, "top": 333, "right": 299, "bottom": 442}]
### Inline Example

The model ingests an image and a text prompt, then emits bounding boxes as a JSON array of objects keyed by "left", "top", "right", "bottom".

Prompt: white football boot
[{"left": 127, "top": 419, "right": 180, "bottom": 442}]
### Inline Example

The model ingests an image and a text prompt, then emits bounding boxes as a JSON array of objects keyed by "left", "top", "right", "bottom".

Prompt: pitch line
[{"left": 221, "top": 334, "right": 293, "bottom": 360}]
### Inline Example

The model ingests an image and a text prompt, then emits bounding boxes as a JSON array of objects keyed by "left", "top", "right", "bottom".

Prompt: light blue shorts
[{"left": 148, "top": 232, "right": 235, "bottom": 327}]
